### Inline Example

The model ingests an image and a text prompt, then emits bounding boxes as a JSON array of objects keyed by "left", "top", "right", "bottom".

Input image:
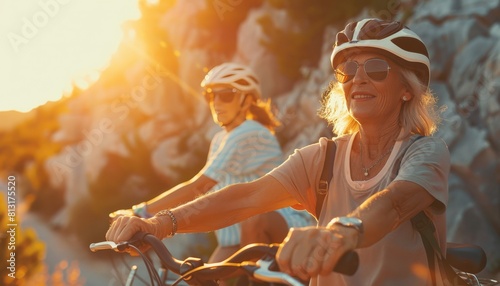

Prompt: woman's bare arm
[
  {"left": 106, "top": 174, "right": 298, "bottom": 242},
  {"left": 276, "top": 180, "right": 437, "bottom": 279},
  {"left": 145, "top": 174, "right": 217, "bottom": 214},
  {"left": 173, "top": 174, "right": 297, "bottom": 233},
  {"left": 343, "top": 180, "right": 436, "bottom": 248}
]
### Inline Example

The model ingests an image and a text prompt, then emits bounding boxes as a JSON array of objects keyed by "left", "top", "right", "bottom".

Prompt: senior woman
[{"left": 106, "top": 18, "right": 450, "bottom": 285}]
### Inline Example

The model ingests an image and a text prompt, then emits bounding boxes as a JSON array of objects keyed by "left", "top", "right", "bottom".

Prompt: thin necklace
[{"left": 359, "top": 141, "right": 393, "bottom": 177}]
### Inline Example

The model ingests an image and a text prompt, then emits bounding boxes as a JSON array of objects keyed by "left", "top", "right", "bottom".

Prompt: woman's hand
[
  {"left": 276, "top": 226, "right": 358, "bottom": 281},
  {"left": 106, "top": 215, "right": 169, "bottom": 255},
  {"left": 108, "top": 208, "right": 134, "bottom": 223}
]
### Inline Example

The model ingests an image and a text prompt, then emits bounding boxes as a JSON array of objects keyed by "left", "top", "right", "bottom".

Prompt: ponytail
[{"left": 247, "top": 98, "right": 281, "bottom": 134}]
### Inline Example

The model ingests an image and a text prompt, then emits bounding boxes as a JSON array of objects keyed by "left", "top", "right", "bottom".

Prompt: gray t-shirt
[{"left": 270, "top": 133, "right": 450, "bottom": 286}]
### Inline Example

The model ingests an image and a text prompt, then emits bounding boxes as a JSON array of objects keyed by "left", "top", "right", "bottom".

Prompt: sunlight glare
[
  {"left": 145, "top": 0, "right": 160, "bottom": 6},
  {"left": 0, "top": 0, "right": 141, "bottom": 112}
]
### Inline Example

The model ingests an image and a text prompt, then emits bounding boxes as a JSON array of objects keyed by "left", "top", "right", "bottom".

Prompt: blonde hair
[
  {"left": 318, "top": 68, "right": 441, "bottom": 139},
  {"left": 247, "top": 98, "right": 281, "bottom": 134}
]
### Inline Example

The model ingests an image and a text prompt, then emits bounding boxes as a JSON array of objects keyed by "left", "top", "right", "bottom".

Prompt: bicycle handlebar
[{"left": 90, "top": 232, "right": 359, "bottom": 285}]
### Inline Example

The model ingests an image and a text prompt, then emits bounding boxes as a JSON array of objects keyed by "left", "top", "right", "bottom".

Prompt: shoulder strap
[
  {"left": 411, "top": 212, "right": 468, "bottom": 285},
  {"left": 315, "top": 139, "right": 337, "bottom": 218},
  {"left": 314, "top": 135, "right": 422, "bottom": 219},
  {"left": 403, "top": 137, "right": 467, "bottom": 285},
  {"left": 411, "top": 212, "right": 439, "bottom": 285},
  {"left": 315, "top": 135, "right": 420, "bottom": 219}
]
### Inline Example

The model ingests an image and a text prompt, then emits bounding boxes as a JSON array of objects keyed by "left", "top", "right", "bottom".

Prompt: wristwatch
[
  {"left": 330, "top": 217, "right": 364, "bottom": 234},
  {"left": 132, "top": 202, "right": 152, "bottom": 218}
]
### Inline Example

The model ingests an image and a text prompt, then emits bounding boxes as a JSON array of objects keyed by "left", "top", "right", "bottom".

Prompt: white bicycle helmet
[
  {"left": 331, "top": 18, "right": 430, "bottom": 87},
  {"left": 201, "top": 63, "right": 262, "bottom": 99}
]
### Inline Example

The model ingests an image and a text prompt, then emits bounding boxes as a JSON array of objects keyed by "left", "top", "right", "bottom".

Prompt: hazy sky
[{"left": 0, "top": 0, "right": 142, "bottom": 112}]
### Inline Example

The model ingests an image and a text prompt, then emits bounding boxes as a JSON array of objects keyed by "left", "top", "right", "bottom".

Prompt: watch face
[{"left": 342, "top": 217, "right": 361, "bottom": 224}]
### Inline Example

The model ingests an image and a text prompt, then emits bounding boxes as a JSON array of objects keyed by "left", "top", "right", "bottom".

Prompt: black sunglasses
[
  {"left": 203, "top": 88, "right": 240, "bottom": 103},
  {"left": 335, "top": 58, "right": 391, "bottom": 83}
]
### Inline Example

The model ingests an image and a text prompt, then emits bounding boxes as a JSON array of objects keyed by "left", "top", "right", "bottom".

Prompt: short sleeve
[
  {"left": 202, "top": 122, "right": 282, "bottom": 183},
  {"left": 269, "top": 138, "right": 331, "bottom": 215},
  {"left": 395, "top": 137, "right": 450, "bottom": 213}
]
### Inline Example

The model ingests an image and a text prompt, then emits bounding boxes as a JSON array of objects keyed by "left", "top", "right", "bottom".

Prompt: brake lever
[
  {"left": 252, "top": 258, "right": 305, "bottom": 286},
  {"left": 89, "top": 241, "right": 118, "bottom": 252},
  {"left": 89, "top": 232, "right": 149, "bottom": 252},
  {"left": 116, "top": 231, "right": 153, "bottom": 252}
]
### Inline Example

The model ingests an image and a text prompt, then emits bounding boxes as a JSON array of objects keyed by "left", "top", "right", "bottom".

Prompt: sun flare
[{"left": 0, "top": 0, "right": 142, "bottom": 113}]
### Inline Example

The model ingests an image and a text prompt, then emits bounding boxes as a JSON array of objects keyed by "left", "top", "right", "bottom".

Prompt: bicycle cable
[
  {"left": 128, "top": 244, "right": 163, "bottom": 286},
  {"left": 112, "top": 249, "right": 159, "bottom": 286},
  {"left": 171, "top": 263, "right": 244, "bottom": 286}
]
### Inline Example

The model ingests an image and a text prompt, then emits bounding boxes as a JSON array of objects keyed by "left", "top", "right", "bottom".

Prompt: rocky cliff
[{"left": 40, "top": 0, "right": 499, "bottom": 277}]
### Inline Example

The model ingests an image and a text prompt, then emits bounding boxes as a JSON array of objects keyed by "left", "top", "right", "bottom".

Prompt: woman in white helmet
[
  {"left": 107, "top": 19, "right": 451, "bottom": 285},
  {"left": 110, "top": 63, "right": 313, "bottom": 274}
]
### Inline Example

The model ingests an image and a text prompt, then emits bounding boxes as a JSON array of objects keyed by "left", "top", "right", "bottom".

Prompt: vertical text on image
[
  {"left": 6, "top": 176, "right": 17, "bottom": 279},
  {"left": 7, "top": 176, "right": 17, "bottom": 224}
]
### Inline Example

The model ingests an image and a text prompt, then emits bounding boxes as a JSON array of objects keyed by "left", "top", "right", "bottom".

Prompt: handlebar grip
[
  {"left": 333, "top": 251, "right": 359, "bottom": 276},
  {"left": 113, "top": 231, "right": 150, "bottom": 252}
]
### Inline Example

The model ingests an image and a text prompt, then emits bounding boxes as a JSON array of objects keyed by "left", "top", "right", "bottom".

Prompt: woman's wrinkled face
[{"left": 339, "top": 52, "right": 410, "bottom": 125}]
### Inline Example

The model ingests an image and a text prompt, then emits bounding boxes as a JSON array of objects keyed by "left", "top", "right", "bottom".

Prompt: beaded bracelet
[{"left": 155, "top": 209, "right": 177, "bottom": 237}]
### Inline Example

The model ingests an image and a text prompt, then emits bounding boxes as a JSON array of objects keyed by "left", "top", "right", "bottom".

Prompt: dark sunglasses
[
  {"left": 203, "top": 88, "right": 240, "bottom": 103},
  {"left": 335, "top": 58, "right": 391, "bottom": 83}
]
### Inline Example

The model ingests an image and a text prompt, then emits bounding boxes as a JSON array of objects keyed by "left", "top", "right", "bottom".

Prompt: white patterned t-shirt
[{"left": 201, "top": 120, "right": 285, "bottom": 246}]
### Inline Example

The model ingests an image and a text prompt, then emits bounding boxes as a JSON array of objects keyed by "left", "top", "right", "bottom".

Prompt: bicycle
[
  {"left": 90, "top": 231, "right": 358, "bottom": 286},
  {"left": 90, "top": 232, "right": 498, "bottom": 286},
  {"left": 446, "top": 243, "right": 498, "bottom": 286}
]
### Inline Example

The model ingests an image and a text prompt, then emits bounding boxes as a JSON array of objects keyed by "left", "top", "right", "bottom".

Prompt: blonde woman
[{"left": 107, "top": 19, "right": 450, "bottom": 285}]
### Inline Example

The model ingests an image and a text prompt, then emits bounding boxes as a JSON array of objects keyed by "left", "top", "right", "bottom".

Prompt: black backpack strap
[
  {"left": 315, "top": 135, "right": 419, "bottom": 219},
  {"left": 315, "top": 139, "right": 337, "bottom": 218},
  {"left": 401, "top": 137, "right": 467, "bottom": 285},
  {"left": 411, "top": 212, "right": 439, "bottom": 285},
  {"left": 411, "top": 212, "right": 468, "bottom": 285}
]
